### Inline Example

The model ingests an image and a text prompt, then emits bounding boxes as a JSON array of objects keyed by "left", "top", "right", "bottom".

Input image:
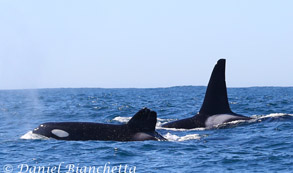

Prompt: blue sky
[{"left": 0, "top": 0, "right": 292, "bottom": 89}]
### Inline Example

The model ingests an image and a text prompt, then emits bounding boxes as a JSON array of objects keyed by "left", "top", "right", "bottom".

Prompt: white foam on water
[
  {"left": 113, "top": 116, "right": 131, "bottom": 123},
  {"left": 163, "top": 132, "right": 201, "bottom": 141},
  {"left": 20, "top": 131, "right": 49, "bottom": 140},
  {"left": 252, "top": 113, "right": 293, "bottom": 119}
]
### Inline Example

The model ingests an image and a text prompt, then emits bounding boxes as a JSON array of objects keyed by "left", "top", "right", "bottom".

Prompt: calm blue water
[{"left": 0, "top": 87, "right": 293, "bottom": 173}]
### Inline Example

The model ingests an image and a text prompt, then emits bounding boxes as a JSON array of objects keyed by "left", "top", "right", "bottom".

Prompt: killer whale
[
  {"left": 33, "top": 108, "right": 166, "bottom": 141},
  {"left": 162, "top": 59, "right": 252, "bottom": 129}
]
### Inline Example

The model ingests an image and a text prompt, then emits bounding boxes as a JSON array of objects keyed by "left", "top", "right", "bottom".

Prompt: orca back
[{"left": 32, "top": 108, "right": 165, "bottom": 141}]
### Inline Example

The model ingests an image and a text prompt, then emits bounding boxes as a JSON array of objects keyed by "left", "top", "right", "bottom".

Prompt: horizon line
[{"left": 1, "top": 85, "right": 293, "bottom": 91}]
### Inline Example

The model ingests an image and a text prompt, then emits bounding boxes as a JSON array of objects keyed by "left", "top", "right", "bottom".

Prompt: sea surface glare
[{"left": 0, "top": 87, "right": 293, "bottom": 173}]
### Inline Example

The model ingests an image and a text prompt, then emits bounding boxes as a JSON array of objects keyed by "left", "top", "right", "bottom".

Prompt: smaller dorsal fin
[
  {"left": 127, "top": 108, "right": 157, "bottom": 132},
  {"left": 199, "top": 59, "right": 233, "bottom": 115}
]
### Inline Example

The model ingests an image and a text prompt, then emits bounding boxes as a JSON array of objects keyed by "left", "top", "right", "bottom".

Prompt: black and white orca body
[
  {"left": 162, "top": 59, "right": 252, "bottom": 129},
  {"left": 33, "top": 108, "right": 166, "bottom": 141}
]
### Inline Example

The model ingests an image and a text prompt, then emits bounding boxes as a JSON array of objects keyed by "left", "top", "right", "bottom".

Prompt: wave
[
  {"left": 163, "top": 132, "right": 201, "bottom": 141},
  {"left": 113, "top": 116, "right": 131, "bottom": 123},
  {"left": 252, "top": 113, "right": 293, "bottom": 119},
  {"left": 20, "top": 131, "right": 49, "bottom": 140}
]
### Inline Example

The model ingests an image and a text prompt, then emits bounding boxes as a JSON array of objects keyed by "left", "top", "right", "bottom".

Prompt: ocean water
[{"left": 0, "top": 87, "right": 293, "bottom": 173}]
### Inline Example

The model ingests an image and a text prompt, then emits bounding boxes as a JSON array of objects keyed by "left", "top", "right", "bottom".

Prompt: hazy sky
[{"left": 0, "top": 0, "right": 292, "bottom": 89}]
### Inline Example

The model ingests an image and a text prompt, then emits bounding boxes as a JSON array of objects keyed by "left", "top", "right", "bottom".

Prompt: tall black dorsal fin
[
  {"left": 127, "top": 108, "right": 157, "bottom": 132},
  {"left": 199, "top": 59, "right": 233, "bottom": 115}
]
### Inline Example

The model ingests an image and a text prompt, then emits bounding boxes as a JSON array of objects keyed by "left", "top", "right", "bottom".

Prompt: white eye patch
[{"left": 51, "top": 129, "right": 69, "bottom": 138}]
